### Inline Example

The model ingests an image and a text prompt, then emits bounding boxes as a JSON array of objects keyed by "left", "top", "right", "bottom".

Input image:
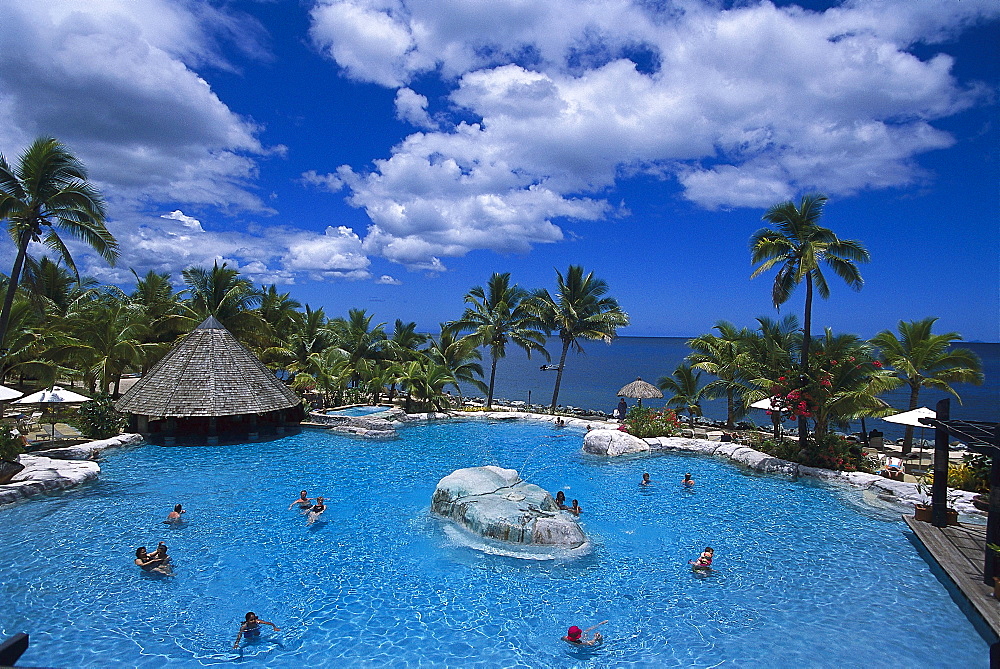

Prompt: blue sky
[{"left": 0, "top": 0, "right": 997, "bottom": 341}]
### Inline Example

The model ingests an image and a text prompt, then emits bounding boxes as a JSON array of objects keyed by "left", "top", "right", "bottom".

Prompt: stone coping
[{"left": 0, "top": 434, "right": 143, "bottom": 508}]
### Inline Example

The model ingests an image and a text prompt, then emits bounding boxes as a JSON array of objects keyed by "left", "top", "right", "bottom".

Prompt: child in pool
[
  {"left": 234, "top": 612, "right": 280, "bottom": 649},
  {"left": 692, "top": 547, "right": 714, "bottom": 569}
]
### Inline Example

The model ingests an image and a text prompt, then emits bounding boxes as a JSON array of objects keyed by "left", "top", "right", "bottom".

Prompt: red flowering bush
[{"left": 620, "top": 406, "right": 682, "bottom": 438}]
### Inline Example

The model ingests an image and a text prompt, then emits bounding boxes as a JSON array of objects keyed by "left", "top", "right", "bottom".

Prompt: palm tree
[
  {"left": 70, "top": 291, "right": 152, "bottom": 396},
  {"left": 258, "top": 284, "right": 302, "bottom": 346},
  {"left": 658, "top": 363, "right": 714, "bottom": 427},
  {"left": 181, "top": 261, "right": 266, "bottom": 343},
  {"left": 871, "top": 317, "right": 984, "bottom": 453},
  {"left": 425, "top": 324, "right": 487, "bottom": 398},
  {"left": 750, "top": 194, "right": 869, "bottom": 449},
  {"left": 449, "top": 273, "right": 548, "bottom": 408},
  {"left": 530, "top": 265, "right": 629, "bottom": 412},
  {"left": 687, "top": 321, "right": 755, "bottom": 429},
  {"left": 329, "top": 308, "right": 388, "bottom": 369},
  {"left": 0, "top": 138, "right": 119, "bottom": 351}
]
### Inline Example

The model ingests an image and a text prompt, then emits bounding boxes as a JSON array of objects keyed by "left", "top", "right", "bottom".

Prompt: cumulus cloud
[
  {"left": 161, "top": 210, "right": 205, "bottom": 232},
  {"left": 376, "top": 274, "right": 402, "bottom": 285},
  {"left": 0, "top": 0, "right": 272, "bottom": 211},
  {"left": 394, "top": 88, "right": 436, "bottom": 128},
  {"left": 308, "top": 0, "right": 998, "bottom": 267}
]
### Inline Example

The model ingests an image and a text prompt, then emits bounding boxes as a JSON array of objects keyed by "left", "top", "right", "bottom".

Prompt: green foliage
[
  {"left": 756, "top": 433, "right": 875, "bottom": 473},
  {"left": 621, "top": 406, "right": 681, "bottom": 438},
  {"left": 0, "top": 425, "right": 25, "bottom": 461},
  {"left": 946, "top": 454, "right": 989, "bottom": 493},
  {"left": 75, "top": 393, "right": 126, "bottom": 439}
]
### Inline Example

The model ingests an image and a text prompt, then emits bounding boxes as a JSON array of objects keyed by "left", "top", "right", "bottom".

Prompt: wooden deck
[{"left": 904, "top": 516, "right": 1000, "bottom": 640}]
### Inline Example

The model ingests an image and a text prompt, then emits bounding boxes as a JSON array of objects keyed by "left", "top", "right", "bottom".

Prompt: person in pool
[
  {"left": 682, "top": 473, "right": 694, "bottom": 487},
  {"left": 306, "top": 496, "right": 326, "bottom": 524},
  {"left": 164, "top": 504, "right": 185, "bottom": 524},
  {"left": 569, "top": 499, "right": 582, "bottom": 516},
  {"left": 562, "top": 622, "right": 606, "bottom": 646},
  {"left": 288, "top": 490, "right": 313, "bottom": 510},
  {"left": 692, "top": 547, "right": 714, "bottom": 569},
  {"left": 640, "top": 472, "right": 651, "bottom": 486},
  {"left": 233, "top": 612, "right": 280, "bottom": 649},
  {"left": 555, "top": 491, "right": 569, "bottom": 510},
  {"left": 134, "top": 546, "right": 171, "bottom": 575}
]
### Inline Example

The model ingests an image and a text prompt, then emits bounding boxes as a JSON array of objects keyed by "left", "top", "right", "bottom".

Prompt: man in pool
[
  {"left": 306, "top": 496, "right": 326, "bottom": 524},
  {"left": 640, "top": 472, "right": 651, "bottom": 486},
  {"left": 562, "top": 622, "right": 606, "bottom": 646},
  {"left": 569, "top": 499, "right": 582, "bottom": 516},
  {"left": 164, "top": 504, "right": 185, "bottom": 524},
  {"left": 134, "top": 546, "right": 172, "bottom": 575},
  {"left": 288, "top": 490, "right": 313, "bottom": 510},
  {"left": 682, "top": 473, "right": 694, "bottom": 487},
  {"left": 233, "top": 612, "right": 280, "bottom": 649}
]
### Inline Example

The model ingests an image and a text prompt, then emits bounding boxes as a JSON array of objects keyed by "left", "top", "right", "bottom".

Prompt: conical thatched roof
[
  {"left": 115, "top": 316, "right": 300, "bottom": 417},
  {"left": 617, "top": 377, "right": 663, "bottom": 399}
]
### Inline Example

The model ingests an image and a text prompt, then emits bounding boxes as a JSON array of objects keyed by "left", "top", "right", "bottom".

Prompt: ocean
[{"left": 460, "top": 336, "right": 999, "bottom": 442}]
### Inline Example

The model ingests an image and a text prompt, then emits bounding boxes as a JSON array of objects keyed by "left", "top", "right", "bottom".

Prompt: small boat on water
[{"left": 539, "top": 364, "right": 562, "bottom": 371}]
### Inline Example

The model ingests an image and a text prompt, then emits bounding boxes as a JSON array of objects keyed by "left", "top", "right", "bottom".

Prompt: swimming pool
[
  {"left": 0, "top": 420, "right": 989, "bottom": 667},
  {"left": 326, "top": 405, "right": 390, "bottom": 417}
]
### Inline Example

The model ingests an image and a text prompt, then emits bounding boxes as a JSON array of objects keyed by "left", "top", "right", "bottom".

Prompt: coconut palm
[
  {"left": 871, "top": 317, "right": 984, "bottom": 453},
  {"left": 181, "top": 261, "right": 266, "bottom": 344},
  {"left": 70, "top": 291, "right": 152, "bottom": 396},
  {"left": 449, "top": 273, "right": 548, "bottom": 408},
  {"left": 530, "top": 265, "right": 629, "bottom": 412},
  {"left": 258, "top": 284, "right": 302, "bottom": 346},
  {"left": 329, "top": 308, "right": 388, "bottom": 369},
  {"left": 425, "top": 324, "right": 487, "bottom": 398},
  {"left": 0, "top": 138, "right": 119, "bottom": 351},
  {"left": 750, "top": 194, "right": 869, "bottom": 448},
  {"left": 687, "top": 321, "right": 755, "bottom": 429},
  {"left": 658, "top": 363, "right": 714, "bottom": 427}
]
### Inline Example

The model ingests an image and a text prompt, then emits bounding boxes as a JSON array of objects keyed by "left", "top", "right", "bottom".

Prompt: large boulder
[
  {"left": 431, "top": 466, "right": 586, "bottom": 548},
  {"left": 583, "top": 428, "right": 649, "bottom": 457}
]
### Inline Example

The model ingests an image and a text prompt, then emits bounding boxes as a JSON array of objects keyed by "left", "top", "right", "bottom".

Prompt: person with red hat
[{"left": 562, "top": 621, "right": 607, "bottom": 646}]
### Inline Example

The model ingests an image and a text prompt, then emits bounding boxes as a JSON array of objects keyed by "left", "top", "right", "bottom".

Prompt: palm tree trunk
[
  {"left": 798, "top": 272, "right": 814, "bottom": 453},
  {"left": 0, "top": 228, "right": 33, "bottom": 365},
  {"left": 549, "top": 339, "right": 571, "bottom": 412},
  {"left": 726, "top": 387, "right": 735, "bottom": 429},
  {"left": 487, "top": 354, "right": 498, "bottom": 408},
  {"left": 902, "top": 381, "right": 920, "bottom": 455}
]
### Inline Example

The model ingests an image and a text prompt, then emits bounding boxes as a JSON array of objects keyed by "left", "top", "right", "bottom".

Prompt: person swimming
[
  {"left": 691, "top": 546, "right": 714, "bottom": 569},
  {"left": 640, "top": 472, "right": 651, "bottom": 486},
  {"left": 562, "top": 621, "right": 607, "bottom": 646},
  {"left": 306, "top": 497, "right": 326, "bottom": 524},
  {"left": 288, "top": 490, "right": 313, "bottom": 510},
  {"left": 555, "top": 490, "right": 569, "bottom": 510},
  {"left": 164, "top": 504, "right": 185, "bottom": 524},
  {"left": 569, "top": 499, "right": 582, "bottom": 516},
  {"left": 233, "top": 612, "right": 280, "bottom": 649},
  {"left": 682, "top": 473, "right": 694, "bottom": 487},
  {"left": 134, "top": 546, "right": 172, "bottom": 575}
]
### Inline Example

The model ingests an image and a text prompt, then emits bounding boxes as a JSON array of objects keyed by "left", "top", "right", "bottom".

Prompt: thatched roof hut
[
  {"left": 617, "top": 377, "right": 663, "bottom": 407},
  {"left": 115, "top": 316, "right": 301, "bottom": 441}
]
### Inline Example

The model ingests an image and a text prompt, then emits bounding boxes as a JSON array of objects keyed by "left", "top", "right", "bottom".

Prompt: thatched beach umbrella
[{"left": 617, "top": 377, "right": 663, "bottom": 407}]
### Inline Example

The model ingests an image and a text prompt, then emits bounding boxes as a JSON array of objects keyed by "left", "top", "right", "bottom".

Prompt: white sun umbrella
[
  {"left": 14, "top": 386, "right": 91, "bottom": 438},
  {"left": 882, "top": 407, "right": 936, "bottom": 462},
  {"left": 750, "top": 398, "right": 780, "bottom": 411},
  {"left": 0, "top": 384, "right": 23, "bottom": 419}
]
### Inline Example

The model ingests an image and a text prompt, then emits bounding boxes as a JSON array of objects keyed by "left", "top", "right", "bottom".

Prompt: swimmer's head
[
  {"left": 684, "top": 473, "right": 692, "bottom": 480},
  {"left": 300, "top": 490, "right": 307, "bottom": 497},
  {"left": 245, "top": 612, "right": 257, "bottom": 622},
  {"left": 317, "top": 497, "right": 324, "bottom": 503},
  {"left": 567, "top": 626, "right": 582, "bottom": 640},
  {"left": 135, "top": 547, "right": 146, "bottom": 557},
  {"left": 705, "top": 547, "right": 713, "bottom": 553},
  {"left": 556, "top": 491, "right": 565, "bottom": 501},
  {"left": 174, "top": 504, "right": 183, "bottom": 512},
  {"left": 642, "top": 473, "right": 650, "bottom": 480}
]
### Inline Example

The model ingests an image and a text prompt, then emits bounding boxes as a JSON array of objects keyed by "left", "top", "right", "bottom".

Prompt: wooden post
[
  {"left": 986, "top": 422, "right": 1000, "bottom": 586},
  {"left": 931, "top": 398, "right": 950, "bottom": 528}
]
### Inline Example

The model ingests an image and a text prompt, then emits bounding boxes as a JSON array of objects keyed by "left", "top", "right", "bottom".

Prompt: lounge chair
[
  {"left": 880, "top": 456, "right": 904, "bottom": 480},
  {"left": 27, "top": 411, "right": 43, "bottom": 431}
]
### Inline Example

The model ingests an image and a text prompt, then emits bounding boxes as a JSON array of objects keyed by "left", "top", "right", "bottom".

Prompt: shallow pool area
[
  {"left": 325, "top": 405, "right": 390, "bottom": 417},
  {"left": 0, "top": 420, "right": 990, "bottom": 667}
]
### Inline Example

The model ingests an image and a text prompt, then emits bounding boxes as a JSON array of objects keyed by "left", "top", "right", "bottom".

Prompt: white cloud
[
  {"left": 281, "top": 226, "right": 372, "bottom": 280},
  {"left": 376, "top": 274, "right": 402, "bottom": 285},
  {"left": 309, "top": 0, "right": 998, "bottom": 264},
  {"left": 394, "top": 88, "right": 436, "bottom": 128},
  {"left": 161, "top": 210, "right": 205, "bottom": 232},
  {"left": 0, "top": 0, "right": 272, "bottom": 212}
]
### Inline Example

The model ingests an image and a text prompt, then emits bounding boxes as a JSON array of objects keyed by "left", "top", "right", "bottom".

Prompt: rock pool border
[{"left": 0, "top": 434, "right": 143, "bottom": 507}]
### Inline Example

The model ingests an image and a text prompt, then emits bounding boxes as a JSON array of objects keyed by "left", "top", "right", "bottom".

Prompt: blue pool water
[
  {"left": 0, "top": 420, "right": 989, "bottom": 667},
  {"left": 326, "top": 405, "right": 390, "bottom": 417}
]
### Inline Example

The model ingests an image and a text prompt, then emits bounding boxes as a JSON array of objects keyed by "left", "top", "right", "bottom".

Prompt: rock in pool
[{"left": 431, "top": 466, "right": 586, "bottom": 548}]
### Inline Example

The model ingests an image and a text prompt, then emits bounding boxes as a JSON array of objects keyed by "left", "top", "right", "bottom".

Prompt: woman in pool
[
  {"left": 288, "top": 490, "right": 313, "bottom": 510},
  {"left": 555, "top": 490, "right": 569, "bottom": 510},
  {"left": 640, "top": 473, "right": 651, "bottom": 486},
  {"left": 233, "top": 612, "right": 280, "bottom": 649},
  {"left": 134, "top": 546, "right": 171, "bottom": 575},
  {"left": 562, "top": 621, "right": 606, "bottom": 646},
  {"left": 691, "top": 547, "right": 714, "bottom": 570},
  {"left": 164, "top": 504, "right": 185, "bottom": 524},
  {"left": 306, "top": 497, "right": 326, "bottom": 524}
]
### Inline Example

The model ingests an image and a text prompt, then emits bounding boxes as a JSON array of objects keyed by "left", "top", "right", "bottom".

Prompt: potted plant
[
  {"left": 0, "top": 426, "right": 26, "bottom": 485},
  {"left": 913, "top": 474, "right": 933, "bottom": 522}
]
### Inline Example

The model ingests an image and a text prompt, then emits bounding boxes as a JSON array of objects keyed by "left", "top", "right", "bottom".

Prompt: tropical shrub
[
  {"left": 620, "top": 406, "right": 681, "bottom": 438},
  {"left": 75, "top": 393, "right": 126, "bottom": 439},
  {"left": 0, "top": 426, "right": 25, "bottom": 461},
  {"left": 756, "top": 433, "right": 875, "bottom": 473}
]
